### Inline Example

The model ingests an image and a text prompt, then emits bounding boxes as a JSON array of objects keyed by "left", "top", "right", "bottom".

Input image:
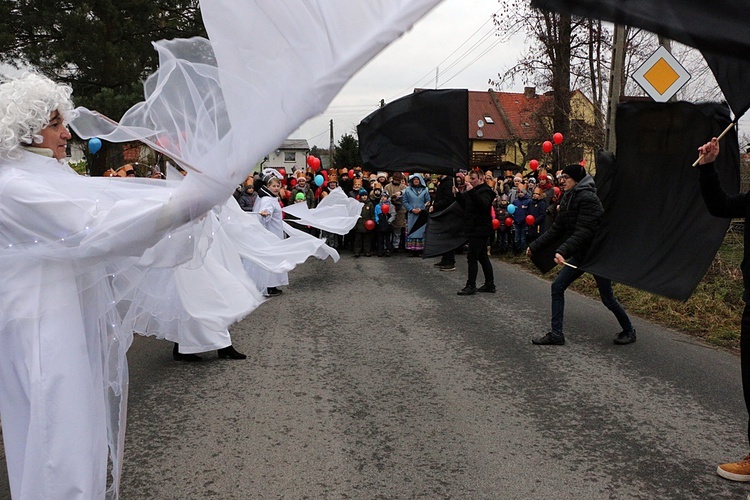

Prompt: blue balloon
[
  {"left": 88, "top": 137, "right": 102, "bottom": 154},
  {"left": 507, "top": 204, "right": 516, "bottom": 214},
  {"left": 314, "top": 174, "right": 324, "bottom": 186}
]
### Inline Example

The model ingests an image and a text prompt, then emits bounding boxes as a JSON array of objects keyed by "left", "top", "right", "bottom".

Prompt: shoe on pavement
[
  {"left": 457, "top": 285, "right": 477, "bottom": 296},
  {"left": 439, "top": 263, "right": 456, "bottom": 271},
  {"left": 532, "top": 333, "right": 565, "bottom": 345},
  {"left": 434, "top": 260, "right": 447, "bottom": 267},
  {"left": 614, "top": 329, "right": 637, "bottom": 345},
  {"left": 717, "top": 455, "right": 750, "bottom": 482},
  {"left": 477, "top": 284, "right": 496, "bottom": 293}
]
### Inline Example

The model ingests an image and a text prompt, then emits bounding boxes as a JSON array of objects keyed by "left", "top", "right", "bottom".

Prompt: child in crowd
[
  {"left": 353, "top": 188, "right": 374, "bottom": 257},
  {"left": 527, "top": 187, "right": 548, "bottom": 243},
  {"left": 375, "top": 192, "right": 395, "bottom": 256},
  {"left": 512, "top": 185, "right": 530, "bottom": 254},
  {"left": 493, "top": 193, "right": 512, "bottom": 254}
]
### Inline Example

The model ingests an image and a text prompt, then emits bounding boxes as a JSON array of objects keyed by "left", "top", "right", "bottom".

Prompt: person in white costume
[
  {"left": 253, "top": 169, "right": 289, "bottom": 296},
  {"left": 0, "top": 74, "right": 241, "bottom": 499}
]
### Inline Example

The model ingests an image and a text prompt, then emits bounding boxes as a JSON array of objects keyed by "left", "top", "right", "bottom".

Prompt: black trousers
[
  {"left": 466, "top": 236, "right": 493, "bottom": 287},
  {"left": 742, "top": 302, "right": 750, "bottom": 447}
]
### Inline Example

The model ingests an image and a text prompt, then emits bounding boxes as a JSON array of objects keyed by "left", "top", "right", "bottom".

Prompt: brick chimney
[{"left": 524, "top": 86, "right": 536, "bottom": 98}]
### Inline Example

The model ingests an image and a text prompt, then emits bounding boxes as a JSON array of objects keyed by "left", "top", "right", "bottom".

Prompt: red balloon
[
  {"left": 542, "top": 141, "right": 553, "bottom": 154},
  {"left": 306, "top": 156, "right": 316, "bottom": 168},
  {"left": 321, "top": 169, "right": 328, "bottom": 178},
  {"left": 580, "top": 158, "right": 586, "bottom": 166},
  {"left": 505, "top": 217, "right": 513, "bottom": 227},
  {"left": 381, "top": 204, "right": 390, "bottom": 214},
  {"left": 348, "top": 169, "right": 355, "bottom": 179},
  {"left": 492, "top": 218, "right": 501, "bottom": 230},
  {"left": 315, "top": 187, "right": 323, "bottom": 197},
  {"left": 278, "top": 168, "right": 286, "bottom": 177},
  {"left": 365, "top": 220, "right": 375, "bottom": 231},
  {"left": 553, "top": 186, "right": 561, "bottom": 197},
  {"left": 289, "top": 177, "right": 297, "bottom": 187},
  {"left": 529, "top": 159, "right": 539, "bottom": 171},
  {"left": 526, "top": 215, "right": 535, "bottom": 226},
  {"left": 283, "top": 190, "right": 290, "bottom": 199},
  {"left": 553, "top": 132, "right": 564, "bottom": 145}
]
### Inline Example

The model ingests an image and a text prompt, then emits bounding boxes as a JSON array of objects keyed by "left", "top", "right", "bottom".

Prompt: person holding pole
[{"left": 526, "top": 164, "right": 635, "bottom": 345}]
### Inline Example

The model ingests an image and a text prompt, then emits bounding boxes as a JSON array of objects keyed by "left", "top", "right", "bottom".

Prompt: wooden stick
[
  {"left": 692, "top": 121, "right": 736, "bottom": 167},
  {"left": 562, "top": 261, "right": 578, "bottom": 269},
  {"left": 89, "top": 111, "right": 203, "bottom": 174}
]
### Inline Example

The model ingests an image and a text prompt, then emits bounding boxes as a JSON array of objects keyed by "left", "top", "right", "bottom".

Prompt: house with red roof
[{"left": 468, "top": 87, "right": 600, "bottom": 174}]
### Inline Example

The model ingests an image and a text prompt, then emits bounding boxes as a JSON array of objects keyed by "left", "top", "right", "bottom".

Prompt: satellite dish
[
  {"left": 477, "top": 119, "right": 485, "bottom": 128},
  {"left": 477, "top": 129, "right": 484, "bottom": 137}
]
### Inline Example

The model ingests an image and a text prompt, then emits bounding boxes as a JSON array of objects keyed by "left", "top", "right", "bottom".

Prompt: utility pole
[
  {"left": 329, "top": 119, "right": 334, "bottom": 168},
  {"left": 605, "top": 24, "right": 626, "bottom": 153},
  {"left": 435, "top": 67, "right": 439, "bottom": 89}
]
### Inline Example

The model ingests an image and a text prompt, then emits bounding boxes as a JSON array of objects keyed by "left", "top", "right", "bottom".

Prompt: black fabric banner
[
  {"left": 531, "top": 0, "right": 750, "bottom": 63},
  {"left": 423, "top": 201, "right": 468, "bottom": 259},
  {"left": 530, "top": 0, "right": 750, "bottom": 118},
  {"left": 579, "top": 101, "right": 739, "bottom": 301},
  {"left": 357, "top": 89, "right": 469, "bottom": 174}
]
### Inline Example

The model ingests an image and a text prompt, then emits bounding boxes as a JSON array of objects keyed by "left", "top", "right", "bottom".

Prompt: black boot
[
  {"left": 173, "top": 343, "right": 203, "bottom": 362},
  {"left": 218, "top": 344, "right": 247, "bottom": 360}
]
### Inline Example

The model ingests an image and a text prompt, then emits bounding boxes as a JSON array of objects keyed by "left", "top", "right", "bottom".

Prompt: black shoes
[
  {"left": 532, "top": 333, "right": 565, "bottom": 345},
  {"left": 457, "top": 285, "right": 477, "bottom": 296},
  {"left": 218, "top": 345, "right": 247, "bottom": 360},
  {"left": 438, "top": 263, "right": 456, "bottom": 271},
  {"left": 614, "top": 329, "right": 637, "bottom": 345},
  {"left": 173, "top": 343, "right": 203, "bottom": 362},
  {"left": 477, "top": 284, "right": 496, "bottom": 293},
  {"left": 266, "top": 287, "right": 283, "bottom": 296}
]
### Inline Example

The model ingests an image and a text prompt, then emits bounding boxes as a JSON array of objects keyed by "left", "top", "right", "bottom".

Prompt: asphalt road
[{"left": 1, "top": 249, "right": 749, "bottom": 499}]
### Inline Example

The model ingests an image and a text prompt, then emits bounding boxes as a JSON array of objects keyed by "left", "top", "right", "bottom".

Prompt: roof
[
  {"left": 278, "top": 139, "right": 310, "bottom": 150},
  {"left": 468, "top": 88, "right": 596, "bottom": 142},
  {"left": 485, "top": 89, "right": 551, "bottom": 140},
  {"left": 467, "top": 91, "right": 510, "bottom": 140}
]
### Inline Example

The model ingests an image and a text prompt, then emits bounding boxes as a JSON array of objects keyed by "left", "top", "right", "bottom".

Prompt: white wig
[{"left": 0, "top": 73, "right": 77, "bottom": 159}]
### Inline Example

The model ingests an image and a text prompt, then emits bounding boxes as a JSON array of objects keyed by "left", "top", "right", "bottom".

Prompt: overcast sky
[{"left": 291, "top": 0, "right": 528, "bottom": 150}]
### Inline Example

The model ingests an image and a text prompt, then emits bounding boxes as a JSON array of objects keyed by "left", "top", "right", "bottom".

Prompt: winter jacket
[
  {"left": 699, "top": 162, "right": 750, "bottom": 296},
  {"left": 354, "top": 200, "right": 375, "bottom": 233},
  {"left": 511, "top": 193, "right": 531, "bottom": 224},
  {"left": 456, "top": 182, "right": 494, "bottom": 238},
  {"left": 529, "top": 175, "right": 603, "bottom": 260}
]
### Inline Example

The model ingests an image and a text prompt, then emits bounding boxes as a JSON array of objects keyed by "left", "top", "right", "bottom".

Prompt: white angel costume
[{"left": 0, "top": 0, "right": 444, "bottom": 498}]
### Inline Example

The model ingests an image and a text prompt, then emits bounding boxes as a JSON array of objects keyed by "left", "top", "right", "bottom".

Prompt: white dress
[
  {"left": 252, "top": 193, "right": 289, "bottom": 289},
  {"left": 0, "top": 150, "right": 237, "bottom": 499}
]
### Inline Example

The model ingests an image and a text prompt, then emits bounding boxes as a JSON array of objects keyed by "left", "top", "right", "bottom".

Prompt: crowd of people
[{"left": 233, "top": 164, "right": 567, "bottom": 260}]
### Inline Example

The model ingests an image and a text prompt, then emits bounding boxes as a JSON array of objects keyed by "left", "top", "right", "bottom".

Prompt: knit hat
[
  {"left": 295, "top": 192, "right": 306, "bottom": 201},
  {"left": 358, "top": 188, "right": 368, "bottom": 196},
  {"left": 562, "top": 164, "right": 586, "bottom": 182}
]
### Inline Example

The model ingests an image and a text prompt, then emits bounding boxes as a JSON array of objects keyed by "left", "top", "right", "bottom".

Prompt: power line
[{"left": 386, "top": 7, "right": 502, "bottom": 101}]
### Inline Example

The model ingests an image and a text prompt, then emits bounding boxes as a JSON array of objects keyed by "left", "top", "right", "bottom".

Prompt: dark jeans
[
  {"left": 466, "top": 236, "right": 493, "bottom": 287},
  {"left": 376, "top": 229, "right": 393, "bottom": 254},
  {"left": 742, "top": 302, "right": 750, "bottom": 447},
  {"left": 550, "top": 257, "right": 633, "bottom": 336}
]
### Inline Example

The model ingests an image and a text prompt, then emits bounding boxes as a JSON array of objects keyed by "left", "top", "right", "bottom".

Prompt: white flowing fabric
[
  {"left": 12, "top": 0, "right": 444, "bottom": 498},
  {"left": 0, "top": 151, "right": 232, "bottom": 499},
  {"left": 282, "top": 188, "right": 362, "bottom": 234}
]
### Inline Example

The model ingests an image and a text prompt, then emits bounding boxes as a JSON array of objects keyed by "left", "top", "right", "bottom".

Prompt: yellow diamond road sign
[{"left": 633, "top": 46, "right": 691, "bottom": 102}]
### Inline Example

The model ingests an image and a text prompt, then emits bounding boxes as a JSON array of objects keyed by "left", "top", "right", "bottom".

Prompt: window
[
  {"left": 483, "top": 115, "right": 495, "bottom": 124},
  {"left": 284, "top": 152, "right": 295, "bottom": 162}
]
